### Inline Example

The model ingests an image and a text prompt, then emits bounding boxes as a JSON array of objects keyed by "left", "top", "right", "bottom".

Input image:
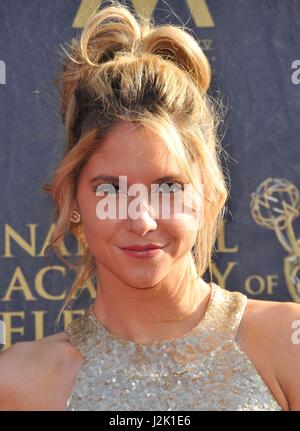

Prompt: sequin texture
[{"left": 64, "top": 283, "right": 282, "bottom": 411}]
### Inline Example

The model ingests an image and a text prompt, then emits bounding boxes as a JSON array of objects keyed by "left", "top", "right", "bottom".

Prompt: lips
[
  {"left": 120, "top": 244, "right": 164, "bottom": 251},
  {"left": 119, "top": 245, "right": 165, "bottom": 259}
]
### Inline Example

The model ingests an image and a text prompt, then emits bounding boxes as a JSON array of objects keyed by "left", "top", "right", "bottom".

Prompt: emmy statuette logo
[{"left": 250, "top": 178, "right": 300, "bottom": 303}]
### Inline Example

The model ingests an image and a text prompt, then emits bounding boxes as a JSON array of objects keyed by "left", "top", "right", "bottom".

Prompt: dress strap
[
  {"left": 207, "top": 284, "right": 248, "bottom": 343},
  {"left": 64, "top": 284, "right": 248, "bottom": 360},
  {"left": 65, "top": 307, "right": 93, "bottom": 361}
]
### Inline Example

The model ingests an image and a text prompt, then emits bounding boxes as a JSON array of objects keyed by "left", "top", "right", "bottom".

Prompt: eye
[
  {"left": 93, "top": 182, "right": 120, "bottom": 195},
  {"left": 157, "top": 182, "right": 184, "bottom": 193}
]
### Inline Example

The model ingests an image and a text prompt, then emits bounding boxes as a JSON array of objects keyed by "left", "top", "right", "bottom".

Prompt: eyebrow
[{"left": 89, "top": 174, "right": 187, "bottom": 184}]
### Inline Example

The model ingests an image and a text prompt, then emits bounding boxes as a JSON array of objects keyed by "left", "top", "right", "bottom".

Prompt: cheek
[
  {"left": 80, "top": 201, "right": 122, "bottom": 257},
  {"left": 78, "top": 190, "right": 119, "bottom": 233},
  {"left": 161, "top": 190, "right": 202, "bottom": 234},
  {"left": 83, "top": 218, "right": 120, "bottom": 243},
  {"left": 82, "top": 218, "right": 123, "bottom": 264},
  {"left": 161, "top": 217, "right": 198, "bottom": 250}
]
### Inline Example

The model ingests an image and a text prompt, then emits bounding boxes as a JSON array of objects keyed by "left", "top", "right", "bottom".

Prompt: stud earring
[{"left": 70, "top": 210, "right": 81, "bottom": 223}]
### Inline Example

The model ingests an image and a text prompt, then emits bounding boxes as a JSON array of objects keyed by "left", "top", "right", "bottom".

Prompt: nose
[{"left": 125, "top": 198, "right": 158, "bottom": 236}]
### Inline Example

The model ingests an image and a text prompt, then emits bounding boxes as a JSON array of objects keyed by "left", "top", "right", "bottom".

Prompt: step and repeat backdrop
[{"left": 0, "top": 0, "right": 299, "bottom": 350}]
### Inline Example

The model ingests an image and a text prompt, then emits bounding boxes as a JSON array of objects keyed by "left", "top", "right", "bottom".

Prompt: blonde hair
[{"left": 42, "top": 0, "right": 229, "bottom": 326}]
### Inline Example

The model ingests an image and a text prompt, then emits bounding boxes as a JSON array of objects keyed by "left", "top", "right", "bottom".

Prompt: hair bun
[
  {"left": 75, "top": 2, "right": 211, "bottom": 92},
  {"left": 79, "top": 3, "right": 145, "bottom": 68},
  {"left": 55, "top": 1, "right": 212, "bottom": 127}
]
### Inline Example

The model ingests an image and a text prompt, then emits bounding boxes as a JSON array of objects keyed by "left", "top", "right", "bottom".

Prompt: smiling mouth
[
  {"left": 117, "top": 245, "right": 167, "bottom": 258},
  {"left": 119, "top": 243, "right": 165, "bottom": 251}
]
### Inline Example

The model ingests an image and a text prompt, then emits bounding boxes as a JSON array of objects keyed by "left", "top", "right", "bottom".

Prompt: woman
[{"left": 0, "top": 1, "right": 299, "bottom": 411}]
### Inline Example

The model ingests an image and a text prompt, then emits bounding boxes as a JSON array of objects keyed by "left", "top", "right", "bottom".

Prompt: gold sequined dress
[{"left": 64, "top": 283, "right": 282, "bottom": 411}]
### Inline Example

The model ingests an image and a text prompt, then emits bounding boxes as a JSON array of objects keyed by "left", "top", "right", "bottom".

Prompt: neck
[{"left": 92, "top": 257, "right": 212, "bottom": 344}]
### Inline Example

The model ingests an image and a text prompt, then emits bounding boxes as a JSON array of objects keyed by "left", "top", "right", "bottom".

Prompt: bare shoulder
[
  {"left": 0, "top": 331, "right": 85, "bottom": 411},
  {"left": 235, "top": 295, "right": 300, "bottom": 411}
]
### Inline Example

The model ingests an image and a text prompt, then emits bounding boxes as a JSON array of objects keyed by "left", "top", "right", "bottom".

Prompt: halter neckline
[{"left": 86, "top": 282, "right": 216, "bottom": 346}]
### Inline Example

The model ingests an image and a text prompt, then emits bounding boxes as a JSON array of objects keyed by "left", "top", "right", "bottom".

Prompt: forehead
[
  {"left": 80, "top": 121, "right": 201, "bottom": 185},
  {"left": 86, "top": 122, "right": 182, "bottom": 172}
]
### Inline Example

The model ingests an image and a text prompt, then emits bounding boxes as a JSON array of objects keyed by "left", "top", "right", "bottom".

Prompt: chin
[{"left": 118, "top": 272, "right": 165, "bottom": 288}]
